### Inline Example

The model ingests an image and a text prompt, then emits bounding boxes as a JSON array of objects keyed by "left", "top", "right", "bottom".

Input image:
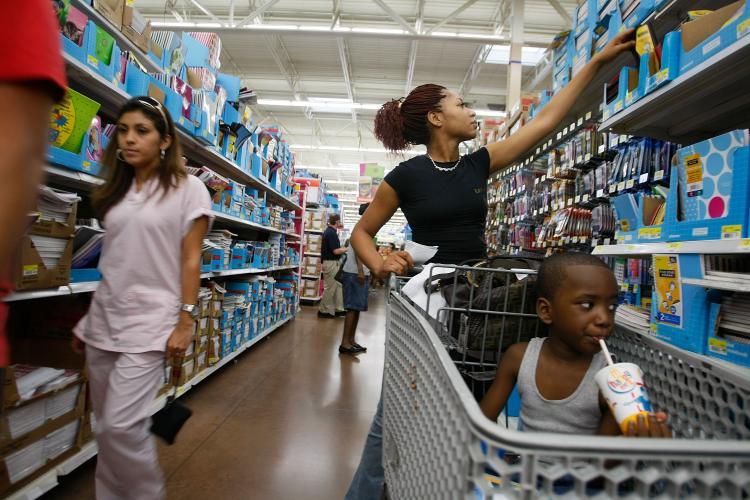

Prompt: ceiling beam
[
  {"left": 458, "top": 0, "right": 511, "bottom": 97},
  {"left": 425, "top": 0, "right": 482, "bottom": 35},
  {"left": 546, "top": 0, "right": 573, "bottom": 25},
  {"left": 336, "top": 37, "right": 358, "bottom": 123},
  {"left": 235, "top": 0, "right": 280, "bottom": 28},
  {"left": 149, "top": 23, "right": 541, "bottom": 46},
  {"left": 229, "top": 0, "right": 235, "bottom": 26},
  {"left": 405, "top": 0, "right": 424, "bottom": 95},
  {"left": 188, "top": 0, "right": 222, "bottom": 24},
  {"left": 331, "top": 0, "right": 342, "bottom": 29},
  {"left": 371, "top": 0, "right": 417, "bottom": 35}
]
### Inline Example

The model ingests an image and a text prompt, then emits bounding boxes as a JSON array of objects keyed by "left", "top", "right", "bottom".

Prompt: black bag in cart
[{"left": 425, "top": 257, "right": 544, "bottom": 354}]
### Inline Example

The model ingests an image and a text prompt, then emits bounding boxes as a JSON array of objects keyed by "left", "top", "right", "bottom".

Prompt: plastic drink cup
[{"left": 594, "top": 362, "right": 652, "bottom": 433}]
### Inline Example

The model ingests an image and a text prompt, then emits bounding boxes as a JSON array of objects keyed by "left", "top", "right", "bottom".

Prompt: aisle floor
[{"left": 45, "top": 289, "right": 387, "bottom": 500}]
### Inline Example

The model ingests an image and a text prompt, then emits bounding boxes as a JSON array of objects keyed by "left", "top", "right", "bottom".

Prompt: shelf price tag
[
  {"left": 666, "top": 242, "right": 683, "bottom": 250},
  {"left": 556, "top": 132, "right": 562, "bottom": 140},
  {"left": 626, "top": 179, "right": 635, "bottom": 189},
  {"left": 654, "top": 170, "right": 665, "bottom": 181},
  {"left": 567, "top": 198, "right": 573, "bottom": 207},
  {"left": 639, "top": 173, "right": 649, "bottom": 184},
  {"left": 585, "top": 111, "right": 592, "bottom": 120},
  {"left": 578, "top": 117, "right": 584, "bottom": 127},
  {"left": 585, "top": 153, "right": 592, "bottom": 162},
  {"left": 598, "top": 144, "right": 606, "bottom": 154},
  {"left": 575, "top": 195, "right": 581, "bottom": 203},
  {"left": 582, "top": 194, "right": 590, "bottom": 203},
  {"left": 576, "top": 155, "right": 583, "bottom": 164},
  {"left": 572, "top": 236, "right": 579, "bottom": 243},
  {"left": 597, "top": 189, "right": 605, "bottom": 198},
  {"left": 608, "top": 185, "right": 617, "bottom": 194},
  {"left": 618, "top": 181, "right": 626, "bottom": 192},
  {"left": 740, "top": 239, "right": 750, "bottom": 249}
]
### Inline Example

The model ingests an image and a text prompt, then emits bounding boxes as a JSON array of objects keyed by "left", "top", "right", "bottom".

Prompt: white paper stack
[
  {"left": 37, "top": 187, "right": 80, "bottom": 223},
  {"left": 44, "top": 419, "right": 80, "bottom": 461},
  {"left": 11, "top": 365, "right": 66, "bottom": 401},
  {"left": 615, "top": 305, "right": 650, "bottom": 335},
  {"left": 719, "top": 294, "right": 750, "bottom": 344},
  {"left": 29, "top": 235, "right": 68, "bottom": 269}
]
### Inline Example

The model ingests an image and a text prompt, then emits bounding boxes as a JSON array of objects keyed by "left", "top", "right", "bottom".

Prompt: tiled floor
[{"left": 44, "top": 290, "right": 387, "bottom": 500}]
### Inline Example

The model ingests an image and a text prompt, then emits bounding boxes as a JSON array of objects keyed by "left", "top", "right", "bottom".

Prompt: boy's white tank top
[{"left": 518, "top": 337, "right": 606, "bottom": 434}]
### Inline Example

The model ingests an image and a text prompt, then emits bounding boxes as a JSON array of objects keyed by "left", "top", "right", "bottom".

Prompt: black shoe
[
  {"left": 336, "top": 311, "right": 347, "bottom": 317},
  {"left": 353, "top": 343, "right": 367, "bottom": 351},
  {"left": 317, "top": 311, "right": 336, "bottom": 319},
  {"left": 339, "top": 345, "right": 366, "bottom": 355}
]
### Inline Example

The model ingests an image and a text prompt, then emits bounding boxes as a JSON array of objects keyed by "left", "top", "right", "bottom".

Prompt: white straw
[{"left": 599, "top": 338, "right": 614, "bottom": 366}]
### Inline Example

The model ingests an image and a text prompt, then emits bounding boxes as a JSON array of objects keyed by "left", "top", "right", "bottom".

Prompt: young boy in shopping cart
[{"left": 480, "top": 252, "right": 671, "bottom": 437}]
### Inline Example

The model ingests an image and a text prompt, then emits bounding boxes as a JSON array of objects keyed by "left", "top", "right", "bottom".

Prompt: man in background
[
  {"left": 0, "top": 1, "right": 67, "bottom": 366},
  {"left": 318, "top": 213, "right": 346, "bottom": 318},
  {"left": 338, "top": 204, "right": 371, "bottom": 355}
]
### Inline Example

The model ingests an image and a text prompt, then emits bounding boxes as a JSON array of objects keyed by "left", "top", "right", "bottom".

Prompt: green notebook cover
[
  {"left": 50, "top": 88, "right": 101, "bottom": 154},
  {"left": 94, "top": 26, "right": 115, "bottom": 65}
]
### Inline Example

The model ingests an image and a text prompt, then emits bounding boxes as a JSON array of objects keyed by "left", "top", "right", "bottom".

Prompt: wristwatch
[{"left": 181, "top": 304, "right": 199, "bottom": 320}]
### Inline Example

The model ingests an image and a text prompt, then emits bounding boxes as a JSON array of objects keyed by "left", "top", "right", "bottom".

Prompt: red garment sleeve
[{"left": 0, "top": 0, "right": 67, "bottom": 100}]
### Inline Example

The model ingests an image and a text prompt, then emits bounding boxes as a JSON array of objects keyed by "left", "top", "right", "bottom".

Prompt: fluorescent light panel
[{"left": 260, "top": 99, "right": 504, "bottom": 118}]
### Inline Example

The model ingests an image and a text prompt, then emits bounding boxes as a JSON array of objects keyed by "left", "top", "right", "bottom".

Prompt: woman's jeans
[{"left": 345, "top": 396, "right": 384, "bottom": 499}]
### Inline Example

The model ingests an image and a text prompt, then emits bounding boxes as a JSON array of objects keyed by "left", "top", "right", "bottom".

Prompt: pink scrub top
[{"left": 74, "top": 174, "right": 213, "bottom": 353}]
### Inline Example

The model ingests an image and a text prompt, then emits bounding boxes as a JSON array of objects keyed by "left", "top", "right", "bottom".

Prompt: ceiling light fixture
[{"left": 257, "top": 99, "right": 504, "bottom": 117}]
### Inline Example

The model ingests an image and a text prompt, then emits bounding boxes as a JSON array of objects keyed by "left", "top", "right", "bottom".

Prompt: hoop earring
[
  {"left": 116, "top": 149, "right": 125, "bottom": 162},
  {"left": 160, "top": 149, "right": 166, "bottom": 160}
]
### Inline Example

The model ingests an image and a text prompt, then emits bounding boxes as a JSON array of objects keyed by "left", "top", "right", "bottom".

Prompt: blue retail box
[
  {"left": 47, "top": 129, "right": 105, "bottom": 177},
  {"left": 651, "top": 254, "right": 710, "bottom": 354},
  {"left": 663, "top": 130, "right": 750, "bottom": 241},
  {"left": 706, "top": 294, "right": 750, "bottom": 368},
  {"left": 210, "top": 248, "right": 226, "bottom": 271},
  {"left": 679, "top": 1, "right": 750, "bottom": 74},
  {"left": 182, "top": 33, "right": 212, "bottom": 68},
  {"left": 230, "top": 247, "right": 250, "bottom": 269},
  {"left": 640, "top": 31, "right": 681, "bottom": 95},
  {"left": 70, "top": 268, "right": 102, "bottom": 283},
  {"left": 603, "top": 65, "right": 639, "bottom": 120},
  {"left": 217, "top": 73, "right": 241, "bottom": 102}
]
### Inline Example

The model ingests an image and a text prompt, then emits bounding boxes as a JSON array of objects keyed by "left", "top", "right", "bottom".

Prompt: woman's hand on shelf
[{"left": 593, "top": 28, "right": 636, "bottom": 65}]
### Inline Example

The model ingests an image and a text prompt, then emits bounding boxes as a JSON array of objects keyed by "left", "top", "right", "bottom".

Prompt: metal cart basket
[{"left": 382, "top": 265, "right": 750, "bottom": 499}]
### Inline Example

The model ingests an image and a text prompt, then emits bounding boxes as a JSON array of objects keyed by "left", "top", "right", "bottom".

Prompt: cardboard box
[
  {"left": 1, "top": 381, "right": 85, "bottom": 455},
  {"left": 0, "top": 417, "right": 83, "bottom": 496},
  {"left": 2, "top": 366, "right": 83, "bottom": 411},
  {"left": 10, "top": 235, "right": 73, "bottom": 291},
  {"left": 92, "top": 0, "right": 124, "bottom": 30},
  {"left": 30, "top": 203, "right": 77, "bottom": 239},
  {"left": 122, "top": 6, "right": 153, "bottom": 53}
]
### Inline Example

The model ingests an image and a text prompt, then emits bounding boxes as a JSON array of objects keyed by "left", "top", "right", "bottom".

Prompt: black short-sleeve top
[{"left": 383, "top": 147, "right": 490, "bottom": 265}]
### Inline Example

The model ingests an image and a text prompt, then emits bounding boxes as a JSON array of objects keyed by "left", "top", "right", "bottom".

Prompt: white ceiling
[{"left": 137, "top": 0, "right": 572, "bottom": 230}]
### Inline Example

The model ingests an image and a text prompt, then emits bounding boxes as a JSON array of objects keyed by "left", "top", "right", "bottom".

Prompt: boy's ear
[{"left": 537, "top": 297, "right": 553, "bottom": 325}]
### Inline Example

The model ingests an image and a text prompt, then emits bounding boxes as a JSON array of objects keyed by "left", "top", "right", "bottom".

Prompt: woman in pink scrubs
[{"left": 73, "top": 96, "right": 212, "bottom": 499}]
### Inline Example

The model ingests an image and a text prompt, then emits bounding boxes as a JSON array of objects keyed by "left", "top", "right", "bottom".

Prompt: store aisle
[{"left": 45, "top": 289, "right": 387, "bottom": 500}]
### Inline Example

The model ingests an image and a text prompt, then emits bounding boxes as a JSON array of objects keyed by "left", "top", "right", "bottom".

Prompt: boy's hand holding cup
[{"left": 595, "top": 339, "right": 672, "bottom": 438}]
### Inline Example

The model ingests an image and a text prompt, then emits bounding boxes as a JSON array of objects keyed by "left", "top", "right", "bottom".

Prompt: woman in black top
[
  {"left": 345, "top": 29, "right": 636, "bottom": 499},
  {"left": 351, "top": 29, "right": 635, "bottom": 275}
]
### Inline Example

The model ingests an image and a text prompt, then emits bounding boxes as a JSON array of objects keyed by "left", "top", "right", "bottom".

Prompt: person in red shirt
[{"left": 0, "top": 0, "right": 67, "bottom": 366}]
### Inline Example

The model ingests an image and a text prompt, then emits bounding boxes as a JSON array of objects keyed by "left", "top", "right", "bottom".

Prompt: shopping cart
[{"left": 382, "top": 264, "right": 750, "bottom": 499}]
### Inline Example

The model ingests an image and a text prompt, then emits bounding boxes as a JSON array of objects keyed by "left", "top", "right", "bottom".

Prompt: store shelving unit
[
  {"left": 5, "top": 8, "right": 306, "bottom": 499},
  {"left": 6, "top": 315, "right": 293, "bottom": 500},
  {"left": 592, "top": 239, "right": 750, "bottom": 256},
  {"left": 483, "top": 0, "right": 750, "bottom": 427},
  {"left": 599, "top": 34, "right": 750, "bottom": 144},
  {"left": 4, "top": 282, "right": 99, "bottom": 303},
  {"left": 299, "top": 202, "right": 327, "bottom": 304},
  {"left": 70, "top": 0, "right": 163, "bottom": 74}
]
